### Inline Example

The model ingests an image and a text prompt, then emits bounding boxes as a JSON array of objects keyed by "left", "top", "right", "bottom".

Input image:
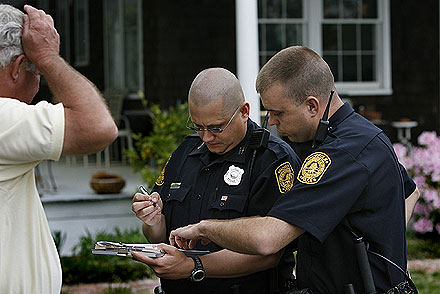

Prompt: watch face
[{"left": 192, "top": 269, "right": 205, "bottom": 282}]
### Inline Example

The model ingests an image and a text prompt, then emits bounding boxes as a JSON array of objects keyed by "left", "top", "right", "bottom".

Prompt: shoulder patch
[
  {"left": 275, "top": 162, "right": 294, "bottom": 193},
  {"left": 155, "top": 157, "right": 171, "bottom": 186},
  {"left": 298, "top": 152, "right": 331, "bottom": 185}
]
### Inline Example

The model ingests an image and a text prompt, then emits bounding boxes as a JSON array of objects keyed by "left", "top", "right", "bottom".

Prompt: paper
[{"left": 91, "top": 241, "right": 210, "bottom": 258}]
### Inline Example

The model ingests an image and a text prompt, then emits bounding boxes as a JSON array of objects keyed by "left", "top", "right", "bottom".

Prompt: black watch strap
[{"left": 190, "top": 256, "right": 205, "bottom": 282}]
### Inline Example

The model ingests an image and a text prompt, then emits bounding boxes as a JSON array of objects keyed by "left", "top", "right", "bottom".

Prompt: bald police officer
[{"left": 132, "top": 68, "right": 302, "bottom": 294}]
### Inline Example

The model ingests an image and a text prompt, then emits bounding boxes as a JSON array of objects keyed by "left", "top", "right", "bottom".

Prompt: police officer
[
  {"left": 169, "top": 47, "right": 420, "bottom": 294},
  {"left": 132, "top": 67, "right": 302, "bottom": 294}
]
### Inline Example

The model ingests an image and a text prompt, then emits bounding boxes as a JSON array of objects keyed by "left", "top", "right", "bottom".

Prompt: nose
[{"left": 198, "top": 130, "right": 215, "bottom": 143}]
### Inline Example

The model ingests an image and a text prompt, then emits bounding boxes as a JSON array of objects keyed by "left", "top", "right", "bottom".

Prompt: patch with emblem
[
  {"left": 275, "top": 162, "right": 294, "bottom": 193},
  {"left": 298, "top": 152, "right": 331, "bottom": 185},
  {"left": 155, "top": 157, "right": 170, "bottom": 186},
  {"left": 224, "top": 165, "right": 244, "bottom": 186}
]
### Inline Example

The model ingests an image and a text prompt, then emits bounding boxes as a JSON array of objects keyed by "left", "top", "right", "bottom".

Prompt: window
[
  {"left": 103, "top": 0, "right": 143, "bottom": 92},
  {"left": 74, "top": 0, "right": 90, "bottom": 66},
  {"left": 258, "top": 0, "right": 391, "bottom": 95},
  {"left": 55, "top": 0, "right": 71, "bottom": 62}
]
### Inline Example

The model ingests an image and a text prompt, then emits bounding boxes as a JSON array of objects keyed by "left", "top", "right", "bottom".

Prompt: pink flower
[
  {"left": 413, "top": 218, "right": 434, "bottom": 234},
  {"left": 393, "top": 143, "right": 408, "bottom": 159},
  {"left": 417, "top": 131, "right": 439, "bottom": 146},
  {"left": 436, "top": 223, "right": 440, "bottom": 234}
]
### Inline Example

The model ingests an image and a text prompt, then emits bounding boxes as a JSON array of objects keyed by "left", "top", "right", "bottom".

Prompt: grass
[
  {"left": 406, "top": 232, "right": 440, "bottom": 293},
  {"left": 411, "top": 270, "right": 440, "bottom": 294}
]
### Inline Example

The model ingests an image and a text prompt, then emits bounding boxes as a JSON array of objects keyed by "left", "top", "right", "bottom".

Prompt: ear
[
  {"left": 9, "top": 54, "right": 26, "bottom": 83},
  {"left": 305, "top": 96, "right": 320, "bottom": 118},
  {"left": 240, "top": 102, "right": 250, "bottom": 119}
]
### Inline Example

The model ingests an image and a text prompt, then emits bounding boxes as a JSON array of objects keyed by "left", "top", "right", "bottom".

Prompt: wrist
[{"left": 189, "top": 256, "right": 206, "bottom": 282}]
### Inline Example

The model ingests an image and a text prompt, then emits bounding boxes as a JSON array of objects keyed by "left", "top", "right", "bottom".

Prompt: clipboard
[{"left": 91, "top": 241, "right": 210, "bottom": 258}]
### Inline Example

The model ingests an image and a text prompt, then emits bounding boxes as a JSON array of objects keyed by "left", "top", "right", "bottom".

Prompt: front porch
[{"left": 39, "top": 158, "right": 145, "bottom": 256}]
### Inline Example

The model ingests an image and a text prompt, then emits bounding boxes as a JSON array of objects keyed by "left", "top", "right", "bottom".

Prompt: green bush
[
  {"left": 407, "top": 232, "right": 440, "bottom": 260},
  {"left": 61, "top": 228, "right": 155, "bottom": 285},
  {"left": 125, "top": 102, "right": 193, "bottom": 188}
]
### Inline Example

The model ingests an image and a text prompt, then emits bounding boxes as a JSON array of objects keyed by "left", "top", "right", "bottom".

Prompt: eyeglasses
[{"left": 186, "top": 104, "right": 241, "bottom": 133}]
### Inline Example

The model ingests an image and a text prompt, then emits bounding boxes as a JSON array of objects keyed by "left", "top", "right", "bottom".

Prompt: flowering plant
[{"left": 394, "top": 131, "right": 440, "bottom": 237}]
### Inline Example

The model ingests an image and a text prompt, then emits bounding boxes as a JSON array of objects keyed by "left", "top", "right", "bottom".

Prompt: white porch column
[{"left": 235, "top": 0, "right": 261, "bottom": 124}]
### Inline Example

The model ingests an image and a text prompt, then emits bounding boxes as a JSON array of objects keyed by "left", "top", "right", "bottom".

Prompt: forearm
[
  {"left": 405, "top": 187, "right": 420, "bottom": 225},
  {"left": 197, "top": 216, "right": 302, "bottom": 256},
  {"left": 201, "top": 249, "right": 282, "bottom": 278},
  {"left": 142, "top": 216, "right": 167, "bottom": 243},
  {"left": 42, "top": 57, "right": 117, "bottom": 155}
]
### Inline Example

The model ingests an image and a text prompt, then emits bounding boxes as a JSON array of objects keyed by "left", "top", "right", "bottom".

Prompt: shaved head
[{"left": 188, "top": 68, "right": 245, "bottom": 115}]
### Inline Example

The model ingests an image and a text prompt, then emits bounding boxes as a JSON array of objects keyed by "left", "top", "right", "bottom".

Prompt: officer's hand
[
  {"left": 132, "top": 192, "right": 163, "bottom": 226},
  {"left": 132, "top": 244, "right": 194, "bottom": 279},
  {"left": 169, "top": 223, "right": 211, "bottom": 249},
  {"left": 22, "top": 5, "right": 60, "bottom": 70}
]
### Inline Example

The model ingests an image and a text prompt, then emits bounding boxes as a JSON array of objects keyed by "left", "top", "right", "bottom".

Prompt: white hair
[{"left": 0, "top": 4, "right": 35, "bottom": 71}]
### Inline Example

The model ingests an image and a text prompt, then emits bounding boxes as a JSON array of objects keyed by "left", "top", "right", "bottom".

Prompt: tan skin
[
  {"left": 168, "top": 83, "right": 419, "bottom": 256},
  {"left": 132, "top": 99, "right": 283, "bottom": 279},
  {"left": 0, "top": 5, "right": 118, "bottom": 156}
]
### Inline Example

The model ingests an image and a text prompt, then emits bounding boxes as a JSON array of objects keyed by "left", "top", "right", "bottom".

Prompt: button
[
  {"left": 197, "top": 194, "right": 202, "bottom": 200},
  {"left": 166, "top": 193, "right": 171, "bottom": 200},
  {"left": 204, "top": 168, "right": 210, "bottom": 172},
  {"left": 219, "top": 202, "right": 225, "bottom": 207}
]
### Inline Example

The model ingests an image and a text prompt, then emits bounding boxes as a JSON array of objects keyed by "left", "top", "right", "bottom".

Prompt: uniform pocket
[
  {"left": 209, "top": 193, "right": 247, "bottom": 213},
  {"left": 162, "top": 185, "right": 191, "bottom": 203}
]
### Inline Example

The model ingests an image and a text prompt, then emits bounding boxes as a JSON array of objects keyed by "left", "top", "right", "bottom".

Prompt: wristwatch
[{"left": 189, "top": 256, "right": 206, "bottom": 282}]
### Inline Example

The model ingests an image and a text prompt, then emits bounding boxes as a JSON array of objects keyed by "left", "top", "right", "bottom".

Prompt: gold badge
[
  {"left": 275, "top": 162, "right": 294, "bottom": 193},
  {"left": 298, "top": 152, "right": 331, "bottom": 184},
  {"left": 155, "top": 157, "right": 170, "bottom": 186}
]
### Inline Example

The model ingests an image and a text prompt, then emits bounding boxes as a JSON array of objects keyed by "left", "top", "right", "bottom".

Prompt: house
[{"left": 8, "top": 0, "right": 439, "bottom": 254}]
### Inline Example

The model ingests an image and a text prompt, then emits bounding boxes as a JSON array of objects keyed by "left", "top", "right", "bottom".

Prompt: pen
[{"left": 138, "top": 185, "right": 157, "bottom": 207}]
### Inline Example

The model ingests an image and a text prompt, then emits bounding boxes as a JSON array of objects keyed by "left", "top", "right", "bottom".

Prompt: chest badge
[
  {"left": 224, "top": 165, "right": 244, "bottom": 186},
  {"left": 298, "top": 152, "right": 331, "bottom": 185},
  {"left": 275, "top": 162, "right": 294, "bottom": 193}
]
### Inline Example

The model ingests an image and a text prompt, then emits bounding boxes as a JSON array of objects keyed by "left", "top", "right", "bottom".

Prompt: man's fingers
[{"left": 132, "top": 252, "right": 157, "bottom": 265}]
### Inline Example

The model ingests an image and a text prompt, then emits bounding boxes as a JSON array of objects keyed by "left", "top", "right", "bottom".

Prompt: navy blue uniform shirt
[
  {"left": 268, "top": 103, "right": 416, "bottom": 293},
  {"left": 152, "top": 119, "right": 302, "bottom": 294}
]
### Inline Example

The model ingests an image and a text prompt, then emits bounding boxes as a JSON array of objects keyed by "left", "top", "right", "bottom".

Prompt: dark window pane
[
  {"left": 266, "top": 24, "right": 283, "bottom": 51},
  {"left": 323, "top": 0, "right": 339, "bottom": 18},
  {"left": 323, "top": 24, "right": 338, "bottom": 51},
  {"left": 343, "top": 0, "right": 359, "bottom": 18},
  {"left": 286, "top": 24, "right": 302, "bottom": 46},
  {"left": 343, "top": 55, "right": 357, "bottom": 81},
  {"left": 362, "top": 0, "right": 377, "bottom": 18},
  {"left": 361, "top": 24, "right": 374, "bottom": 50},
  {"left": 258, "top": 0, "right": 264, "bottom": 18},
  {"left": 324, "top": 54, "right": 339, "bottom": 81},
  {"left": 362, "top": 54, "right": 375, "bottom": 81},
  {"left": 286, "top": 0, "right": 302, "bottom": 18},
  {"left": 259, "top": 24, "right": 266, "bottom": 51},
  {"left": 342, "top": 24, "right": 356, "bottom": 50},
  {"left": 260, "top": 55, "right": 268, "bottom": 68},
  {"left": 266, "top": 0, "right": 283, "bottom": 18}
]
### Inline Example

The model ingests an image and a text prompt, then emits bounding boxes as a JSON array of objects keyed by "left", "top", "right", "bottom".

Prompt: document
[{"left": 91, "top": 241, "right": 210, "bottom": 258}]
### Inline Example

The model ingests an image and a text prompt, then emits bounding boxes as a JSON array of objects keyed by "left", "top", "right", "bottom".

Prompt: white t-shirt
[{"left": 0, "top": 98, "right": 65, "bottom": 294}]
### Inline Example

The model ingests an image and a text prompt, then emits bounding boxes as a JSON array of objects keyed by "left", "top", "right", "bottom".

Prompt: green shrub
[
  {"left": 61, "top": 228, "right": 155, "bottom": 285},
  {"left": 407, "top": 232, "right": 440, "bottom": 259},
  {"left": 125, "top": 102, "right": 193, "bottom": 188}
]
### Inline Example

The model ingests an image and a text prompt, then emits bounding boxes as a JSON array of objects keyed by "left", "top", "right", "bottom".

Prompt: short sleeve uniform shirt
[
  {"left": 268, "top": 103, "right": 415, "bottom": 293},
  {"left": 153, "top": 119, "right": 302, "bottom": 294}
]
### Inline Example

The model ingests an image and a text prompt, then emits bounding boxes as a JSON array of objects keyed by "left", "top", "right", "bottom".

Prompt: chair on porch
[{"left": 97, "top": 90, "right": 134, "bottom": 167}]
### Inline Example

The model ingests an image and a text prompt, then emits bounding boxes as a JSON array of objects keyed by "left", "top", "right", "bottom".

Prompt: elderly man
[
  {"left": 170, "top": 47, "right": 420, "bottom": 294},
  {"left": 132, "top": 67, "right": 302, "bottom": 294},
  {"left": 0, "top": 4, "right": 117, "bottom": 293}
]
